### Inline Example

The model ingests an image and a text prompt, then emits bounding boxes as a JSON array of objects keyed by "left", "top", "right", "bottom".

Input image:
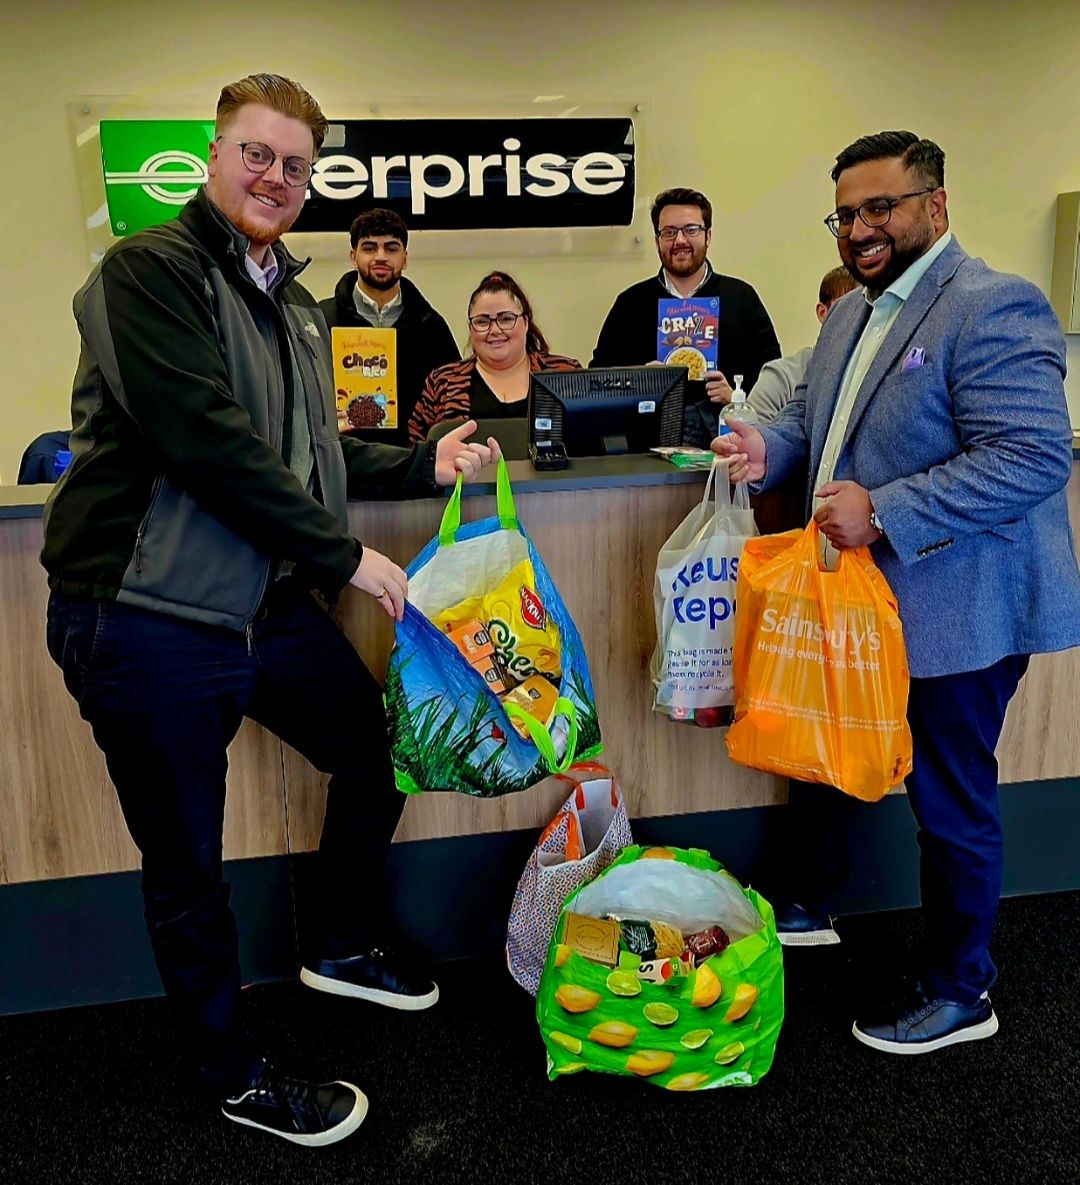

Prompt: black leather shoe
[
  {"left": 301, "top": 948, "right": 439, "bottom": 1011},
  {"left": 853, "top": 985, "right": 998, "bottom": 1054},
  {"left": 773, "top": 901, "right": 840, "bottom": 946},
  {"left": 221, "top": 1060, "right": 367, "bottom": 1146}
]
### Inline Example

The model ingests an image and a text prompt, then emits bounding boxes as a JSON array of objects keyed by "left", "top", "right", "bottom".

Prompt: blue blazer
[{"left": 760, "top": 237, "right": 1080, "bottom": 679}]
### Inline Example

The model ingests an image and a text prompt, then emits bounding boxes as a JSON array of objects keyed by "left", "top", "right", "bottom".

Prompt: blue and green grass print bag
[{"left": 385, "top": 459, "right": 602, "bottom": 798}]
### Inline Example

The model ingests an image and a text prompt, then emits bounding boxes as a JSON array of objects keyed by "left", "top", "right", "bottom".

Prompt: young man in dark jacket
[
  {"left": 42, "top": 73, "right": 496, "bottom": 1148},
  {"left": 591, "top": 187, "right": 782, "bottom": 443},
  {"left": 319, "top": 208, "right": 459, "bottom": 446}
]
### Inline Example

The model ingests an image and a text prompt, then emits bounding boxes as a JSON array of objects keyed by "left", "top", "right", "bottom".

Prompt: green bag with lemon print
[{"left": 536, "top": 845, "right": 784, "bottom": 1089}]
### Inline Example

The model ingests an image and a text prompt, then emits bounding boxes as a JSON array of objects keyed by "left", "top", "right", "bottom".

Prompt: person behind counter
[
  {"left": 318, "top": 207, "right": 459, "bottom": 446},
  {"left": 590, "top": 186, "right": 781, "bottom": 441},
  {"left": 746, "top": 266, "right": 861, "bottom": 425},
  {"left": 41, "top": 72, "right": 497, "bottom": 1149},
  {"left": 715, "top": 129, "right": 1080, "bottom": 1057},
  {"left": 408, "top": 270, "right": 581, "bottom": 442}
]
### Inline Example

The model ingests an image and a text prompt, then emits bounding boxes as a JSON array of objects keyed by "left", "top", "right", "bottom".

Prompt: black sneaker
[
  {"left": 301, "top": 947, "right": 440, "bottom": 1011},
  {"left": 221, "top": 1061, "right": 368, "bottom": 1146},
  {"left": 773, "top": 901, "right": 840, "bottom": 947},
  {"left": 852, "top": 985, "right": 998, "bottom": 1055}
]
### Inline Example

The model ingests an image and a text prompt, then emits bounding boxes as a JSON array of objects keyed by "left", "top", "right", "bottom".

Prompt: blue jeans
[{"left": 46, "top": 582, "right": 406, "bottom": 1088}]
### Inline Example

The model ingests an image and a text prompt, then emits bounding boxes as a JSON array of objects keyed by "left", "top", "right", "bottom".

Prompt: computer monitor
[{"left": 528, "top": 366, "right": 686, "bottom": 458}]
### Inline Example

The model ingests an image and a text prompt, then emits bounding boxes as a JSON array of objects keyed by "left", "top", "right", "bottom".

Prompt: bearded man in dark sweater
[
  {"left": 320, "top": 208, "right": 459, "bottom": 446},
  {"left": 591, "top": 187, "right": 782, "bottom": 443}
]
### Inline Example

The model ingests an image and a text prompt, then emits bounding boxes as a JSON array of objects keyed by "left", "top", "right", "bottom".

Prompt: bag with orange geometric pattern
[
  {"left": 506, "top": 763, "right": 632, "bottom": 996},
  {"left": 725, "top": 521, "right": 913, "bottom": 802}
]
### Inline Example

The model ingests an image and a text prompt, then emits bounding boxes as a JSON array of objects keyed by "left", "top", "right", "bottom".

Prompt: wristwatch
[{"left": 869, "top": 505, "right": 884, "bottom": 535}]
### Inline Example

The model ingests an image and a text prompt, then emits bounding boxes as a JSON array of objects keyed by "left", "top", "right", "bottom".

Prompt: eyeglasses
[
  {"left": 468, "top": 312, "right": 523, "bottom": 333},
  {"left": 222, "top": 139, "right": 313, "bottom": 187},
  {"left": 657, "top": 224, "right": 708, "bottom": 242},
  {"left": 824, "top": 188, "right": 935, "bottom": 238}
]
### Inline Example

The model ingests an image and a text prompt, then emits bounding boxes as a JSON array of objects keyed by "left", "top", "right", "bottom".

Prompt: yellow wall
[{"left": 2, "top": 0, "right": 1079, "bottom": 482}]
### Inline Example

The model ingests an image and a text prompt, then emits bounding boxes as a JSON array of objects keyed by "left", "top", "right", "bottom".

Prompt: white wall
[{"left": 2, "top": 0, "right": 1079, "bottom": 481}]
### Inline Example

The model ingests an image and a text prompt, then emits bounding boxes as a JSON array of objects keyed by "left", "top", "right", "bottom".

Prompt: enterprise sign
[{"left": 99, "top": 117, "right": 636, "bottom": 236}]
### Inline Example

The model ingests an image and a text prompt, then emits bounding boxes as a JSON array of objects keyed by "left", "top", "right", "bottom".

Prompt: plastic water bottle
[
  {"left": 719, "top": 375, "right": 758, "bottom": 434},
  {"left": 52, "top": 450, "right": 73, "bottom": 480}
]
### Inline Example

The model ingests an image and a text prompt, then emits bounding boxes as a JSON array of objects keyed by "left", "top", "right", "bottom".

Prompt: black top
[
  {"left": 590, "top": 266, "right": 782, "bottom": 446},
  {"left": 468, "top": 369, "right": 529, "bottom": 420},
  {"left": 319, "top": 274, "right": 460, "bottom": 447}
]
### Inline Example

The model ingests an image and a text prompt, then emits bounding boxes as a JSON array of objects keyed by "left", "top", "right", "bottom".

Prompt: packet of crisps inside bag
[{"left": 431, "top": 558, "right": 562, "bottom": 685}]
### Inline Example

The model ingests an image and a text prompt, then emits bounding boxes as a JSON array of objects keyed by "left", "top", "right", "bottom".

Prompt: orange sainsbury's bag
[{"left": 726, "top": 522, "right": 913, "bottom": 801}]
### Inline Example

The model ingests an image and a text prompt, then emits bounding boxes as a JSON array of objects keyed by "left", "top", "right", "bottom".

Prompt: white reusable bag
[{"left": 651, "top": 460, "right": 758, "bottom": 716}]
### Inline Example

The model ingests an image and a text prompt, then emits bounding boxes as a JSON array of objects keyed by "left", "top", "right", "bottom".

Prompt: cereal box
[
  {"left": 657, "top": 297, "right": 719, "bottom": 380},
  {"left": 331, "top": 326, "right": 398, "bottom": 431}
]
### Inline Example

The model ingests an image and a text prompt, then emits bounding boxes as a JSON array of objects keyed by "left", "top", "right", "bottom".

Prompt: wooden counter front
[{"left": 2, "top": 459, "right": 1079, "bottom": 886}]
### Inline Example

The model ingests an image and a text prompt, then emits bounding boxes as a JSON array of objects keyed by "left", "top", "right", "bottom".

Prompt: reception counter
[
  {"left": 3, "top": 453, "right": 1079, "bottom": 885},
  {"left": 2, "top": 451, "right": 1079, "bottom": 1010}
]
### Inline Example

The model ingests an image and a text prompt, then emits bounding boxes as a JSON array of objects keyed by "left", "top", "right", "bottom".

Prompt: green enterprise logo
[{"left": 100, "top": 120, "right": 215, "bottom": 236}]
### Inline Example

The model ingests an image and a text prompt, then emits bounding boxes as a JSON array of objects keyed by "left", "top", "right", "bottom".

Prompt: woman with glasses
[{"left": 408, "top": 271, "right": 580, "bottom": 442}]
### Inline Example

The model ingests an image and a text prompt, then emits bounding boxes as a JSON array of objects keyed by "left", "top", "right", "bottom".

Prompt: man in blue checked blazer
[{"left": 716, "top": 131, "right": 1080, "bottom": 1055}]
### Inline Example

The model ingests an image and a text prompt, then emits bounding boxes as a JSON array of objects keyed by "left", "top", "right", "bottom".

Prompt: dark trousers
[
  {"left": 774, "top": 780, "right": 865, "bottom": 916},
  {"left": 777, "top": 654, "right": 1029, "bottom": 1004},
  {"left": 46, "top": 583, "right": 406, "bottom": 1088}
]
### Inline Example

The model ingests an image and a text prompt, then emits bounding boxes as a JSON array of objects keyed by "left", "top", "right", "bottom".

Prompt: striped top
[{"left": 408, "top": 352, "right": 582, "bottom": 442}]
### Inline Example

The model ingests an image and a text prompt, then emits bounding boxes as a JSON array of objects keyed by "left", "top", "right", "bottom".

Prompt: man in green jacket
[{"left": 42, "top": 73, "right": 497, "bottom": 1148}]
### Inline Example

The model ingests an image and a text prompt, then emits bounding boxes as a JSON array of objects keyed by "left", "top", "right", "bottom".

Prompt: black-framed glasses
[
  {"left": 468, "top": 311, "right": 523, "bottom": 333},
  {"left": 657, "top": 223, "right": 708, "bottom": 242},
  {"left": 824, "top": 188, "right": 935, "bottom": 238},
  {"left": 222, "top": 139, "right": 313, "bottom": 187}
]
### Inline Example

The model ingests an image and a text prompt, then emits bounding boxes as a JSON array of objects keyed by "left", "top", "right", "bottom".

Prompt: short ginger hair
[{"left": 215, "top": 73, "right": 328, "bottom": 154}]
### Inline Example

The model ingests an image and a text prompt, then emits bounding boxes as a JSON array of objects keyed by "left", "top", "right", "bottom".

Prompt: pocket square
[{"left": 901, "top": 346, "right": 926, "bottom": 374}]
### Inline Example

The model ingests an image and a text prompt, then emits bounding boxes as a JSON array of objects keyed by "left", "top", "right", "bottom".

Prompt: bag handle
[
  {"left": 554, "top": 762, "right": 619, "bottom": 809},
  {"left": 707, "top": 457, "right": 749, "bottom": 534},
  {"left": 536, "top": 808, "right": 584, "bottom": 862},
  {"left": 438, "top": 456, "right": 518, "bottom": 546},
  {"left": 503, "top": 696, "right": 579, "bottom": 774},
  {"left": 554, "top": 760, "right": 614, "bottom": 786},
  {"left": 802, "top": 517, "right": 853, "bottom": 574},
  {"left": 683, "top": 460, "right": 747, "bottom": 548},
  {"left": 563, "top": 811, "right": 583, "bottom": 862}
]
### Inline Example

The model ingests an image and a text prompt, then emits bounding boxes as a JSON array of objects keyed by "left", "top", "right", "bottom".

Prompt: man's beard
[
  {"left": 663, "top": 244, "right": 707, "bottom": 277},
  {"left": 846, "top": 222, "right": 936, "bottom": 296},
  {"left": 232, "top": 208, "right": 292, "bottom": 248},
  {"left": 358, "top": 266, "right": 402, "bottom": 292}
]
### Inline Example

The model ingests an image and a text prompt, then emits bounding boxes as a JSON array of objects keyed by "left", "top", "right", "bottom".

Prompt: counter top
[
  {"left": 0, "top": 484, "right": 53, "bottom": 519},
  {"left": 0, "top": 457, "right": 711, "bottom": 520},
  {"left": 5, "top": 433, "right": 1079, "bottom": 520},
  {"left": 461, "top": 455, "right": 710, "bottom": 497}
]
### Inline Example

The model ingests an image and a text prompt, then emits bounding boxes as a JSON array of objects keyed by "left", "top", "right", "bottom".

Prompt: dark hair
[
  {"left": 349, "top": 208, "right": 409, "bottom": 250},
  {"left": 650, "top": 187, "right": 713, "bottom": 233},
  {"left": 819, "top": 265, "right": 861, "bottom": 306},
  {"left": 830, "top": 131, "right": 945, "bottom": 189},
  {"left": 467, "top": 271, "right": 549, "bottom": 355}
]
